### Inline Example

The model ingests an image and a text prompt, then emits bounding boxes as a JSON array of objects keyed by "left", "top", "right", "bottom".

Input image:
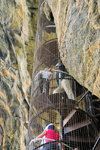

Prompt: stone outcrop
[
  {"left": 0, "top": 0, "right": 100, "bottom": 149},
  {"left": 44, "top": 0, "right": 100, "bottom": 98},
  {"left": 0, "top": 0, "right": 38, "bottom": 149}
]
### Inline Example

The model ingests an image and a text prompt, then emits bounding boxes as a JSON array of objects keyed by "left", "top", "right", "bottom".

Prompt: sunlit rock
[
  {"left": 0, "top": 0, "right": 38, "bottom": 149},
  {"left": 44, "top": 0, "right": 100, "bottom": 98}
]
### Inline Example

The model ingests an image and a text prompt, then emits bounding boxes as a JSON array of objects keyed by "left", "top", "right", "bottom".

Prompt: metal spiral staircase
[
  {"left": 27, "top": 0, "right": 100, "bottom": 150},
  {"left": 29, "top": 88, "right": 100, "bottom": 149}
]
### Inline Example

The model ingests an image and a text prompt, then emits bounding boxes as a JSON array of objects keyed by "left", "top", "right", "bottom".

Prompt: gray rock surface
[{"left": 44, "top": 0, "right": 100, "bottom": 98}]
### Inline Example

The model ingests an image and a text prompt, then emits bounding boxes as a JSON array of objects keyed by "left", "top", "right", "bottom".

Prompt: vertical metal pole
[{"left": 60, "top": 115, "right": 63, "bottom": 150}]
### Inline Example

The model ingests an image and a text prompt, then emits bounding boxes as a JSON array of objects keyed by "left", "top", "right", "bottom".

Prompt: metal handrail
[
  {"left": 92, "top": 136, "right": 100, "bottom": 150},
  {"left": 29, "top": 137, "right": 74, "bottom": 150},
  {"left": 77, "top": 90, "right": 90, "bottom": 104}
]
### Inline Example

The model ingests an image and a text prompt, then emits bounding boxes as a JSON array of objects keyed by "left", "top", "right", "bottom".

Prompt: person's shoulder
[
  {"left": 48, "top": 71, "right": 52, "bottom": 75},
  {"left": 55, "top": 130, "right": 60, "bottom": 135},
  {"left": 44, "top": 129, "right": 47, "bottom": 135}
]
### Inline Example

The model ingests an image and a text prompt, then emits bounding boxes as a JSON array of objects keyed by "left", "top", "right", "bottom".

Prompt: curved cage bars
[
  {"left": 28, "top": 0, "right": 99, "bottom": 150},
  {"left": 29, "top": 138, "right": 75, "bottom": 150}
]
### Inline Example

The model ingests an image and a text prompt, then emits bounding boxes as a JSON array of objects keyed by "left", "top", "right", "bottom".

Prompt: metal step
[
  {"left": 68, "top": 135, "right": 95, "bottom": 143},
  {"left": 64, "top": 119, "right": 91, "bottom": 134},
  {"left": 63, "top": 106, "right": 79, "bottom": 127},
  {"left": 63, "top": 108, "right": 92, "bottom": 127}
]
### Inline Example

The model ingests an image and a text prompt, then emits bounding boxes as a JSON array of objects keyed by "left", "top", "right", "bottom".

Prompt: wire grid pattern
[{"left": 28, "top": 0, "right": 98, "bottom": 150}]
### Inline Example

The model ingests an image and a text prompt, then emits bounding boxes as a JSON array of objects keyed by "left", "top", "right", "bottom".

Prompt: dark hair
[{"left": 48, "top": 124, "right": 55, "bottom": 130}]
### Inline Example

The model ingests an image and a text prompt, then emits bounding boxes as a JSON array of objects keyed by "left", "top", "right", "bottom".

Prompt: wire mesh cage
[{"left": 28, "top": 0, "right": 99, "bottom": 150}]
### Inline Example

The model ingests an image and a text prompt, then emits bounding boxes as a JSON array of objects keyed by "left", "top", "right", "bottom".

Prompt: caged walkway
[{"left": 28, "top": 0, "right": 100, "bottom": 150}]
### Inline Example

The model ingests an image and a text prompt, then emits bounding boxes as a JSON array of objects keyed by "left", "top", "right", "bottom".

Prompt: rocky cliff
[
  {"left": 0, "top": 0, "right": 38, "bottom": 149},
  {"left": 44, "top": 0, "right": 100, "bottom": 98},
  {"left": 0, "top": 0, "right": 100, "bottom": 149}
]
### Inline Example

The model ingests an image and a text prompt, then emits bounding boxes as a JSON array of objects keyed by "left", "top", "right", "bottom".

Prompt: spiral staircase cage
[{"left": 28, "top": 0, "right": 100, "bottom": 150}]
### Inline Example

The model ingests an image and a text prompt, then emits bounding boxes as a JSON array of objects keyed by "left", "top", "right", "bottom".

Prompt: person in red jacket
[
  {"left": 35, "top": 124, "right": 61, "bottom": 150},
  {"left": 31, "top": 124, "right": 78, "bottom": 150}
]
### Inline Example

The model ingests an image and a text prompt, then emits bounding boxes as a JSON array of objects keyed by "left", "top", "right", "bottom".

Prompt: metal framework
[{"left": 28, "top": 0, "right": 100, "bottom": 150}]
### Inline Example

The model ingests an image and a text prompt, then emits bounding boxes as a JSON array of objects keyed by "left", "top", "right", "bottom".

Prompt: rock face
[
  {"left": 44, "top": 0, "right": 100, "bottom": 98},
  {"left": 0, "top": 0, "right": 100, "bottom": 149},
  {"left": 0, "top": 0, "right": 38, "bottom": 149}
]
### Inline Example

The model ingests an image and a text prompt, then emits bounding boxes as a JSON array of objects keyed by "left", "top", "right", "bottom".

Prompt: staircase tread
[
  {"left": 64, "top": 119, "right": 91, "bottom": 134},
  {"left": 67, "top": 135, "right": 95, "bottom": 143},
  {"left": 63, "top": 108, "right": 91, "bottom": 126},
  {"left": 63, "top": 106, "right": 79, "bottom": 126}
]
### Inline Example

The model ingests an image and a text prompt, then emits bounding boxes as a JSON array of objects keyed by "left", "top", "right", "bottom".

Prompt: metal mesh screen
[{"left": 28, "top": 1, "right": 99, "bottom": 150}]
